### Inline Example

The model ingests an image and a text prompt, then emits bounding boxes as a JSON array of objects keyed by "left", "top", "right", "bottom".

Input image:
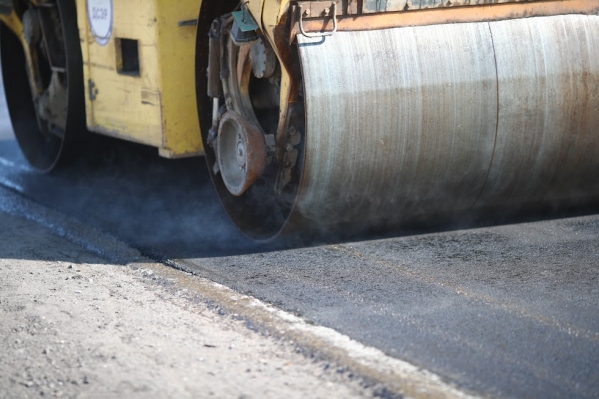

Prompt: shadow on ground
[{"left": 1, "top": 134, "right": 599, "bottom": 262}]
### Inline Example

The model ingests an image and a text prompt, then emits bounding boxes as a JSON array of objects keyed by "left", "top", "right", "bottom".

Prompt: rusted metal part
[
  {"left": 299, "top": 0, "right": 579, "bottom": 15},
  {"left": 201, "top": 7, "right": 307, "bottom": 239},
  {"left": 292, "top": 1, "right": 599, "bottom": 37},
  {"left": 222, "top": 30, "right": 257, "bottom": 125},
  {"left": 298, "top": 1, "right": 338, "bottom": 37},
  {"left": 296, "top": 1, "right": 339, "bottom": 18},
  {"left": 208, "top": 15, "right": 285, "bottom": 199},
  {"left": 289, "top": 1, "right": 344, "bottom": 42},
  {"left": 217, "top": 111, "right": 267, "bottom": 197},
  {"left": 271, "top": 26, "right": 302, "bottom": 174},
  {"left": 474, "top": 14, "right": 599, "bottom": 209},
  {"left": 363, "top": 0, "right": 541, "bottom": 13},
  {"left": 363, "top": 0, "right": 407, "bottom": 13}
]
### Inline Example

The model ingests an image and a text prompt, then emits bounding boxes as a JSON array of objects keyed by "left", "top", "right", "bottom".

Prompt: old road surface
[{"left": 1, "top": 78, "right": 598, "bottom": 398}]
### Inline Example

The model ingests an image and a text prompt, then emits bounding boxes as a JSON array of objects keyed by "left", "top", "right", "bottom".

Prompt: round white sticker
[{"left": 86, "top": 0, "right": 113, "bottom": 46}]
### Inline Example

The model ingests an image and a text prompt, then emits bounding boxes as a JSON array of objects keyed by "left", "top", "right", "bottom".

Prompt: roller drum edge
[{"left": 476, "top": 15, "right": 599, "bottom": 208}]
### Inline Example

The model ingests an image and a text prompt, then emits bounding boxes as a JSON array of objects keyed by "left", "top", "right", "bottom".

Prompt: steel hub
[{"left": 217, "top": 111, "right": 266, "bottom": 196}]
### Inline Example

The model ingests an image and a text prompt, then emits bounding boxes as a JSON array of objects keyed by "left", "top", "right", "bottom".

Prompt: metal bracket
[
  {"left": 231, "top": 8, "right": 259, "bottom": 32},
  {"left": 178, "top": 19, "right": 197, "bottom": 27},
  {"left": 298, "top": 2, "right": 338, "bottom": 38}
]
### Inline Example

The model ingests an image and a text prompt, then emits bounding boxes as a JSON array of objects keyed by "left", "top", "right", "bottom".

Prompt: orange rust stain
[{"left": 297, "top": 1, "right": 599, "bottom": 33}]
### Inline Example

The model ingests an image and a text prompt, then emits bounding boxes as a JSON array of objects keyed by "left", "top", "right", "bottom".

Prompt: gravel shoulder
[{"left": 0, "top": 211, "right": 373, "bottom": 399}]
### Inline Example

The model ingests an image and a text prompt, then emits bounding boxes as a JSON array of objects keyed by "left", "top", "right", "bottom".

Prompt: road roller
[{"left": 1, "top": 1, "right": 599, "bottom": 240}]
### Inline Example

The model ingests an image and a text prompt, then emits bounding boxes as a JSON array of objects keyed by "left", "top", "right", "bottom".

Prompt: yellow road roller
[{"left": 1, "top": 0, "right": 599, "bottom": 240}]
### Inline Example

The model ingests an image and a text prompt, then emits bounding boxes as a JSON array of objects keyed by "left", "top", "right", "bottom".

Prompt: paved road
[
  {"left": 1, "top": 78, "right": 598, "bottom": 398},
  {"left": 0, "top": 209, "right": 377, "bottom": 399}
]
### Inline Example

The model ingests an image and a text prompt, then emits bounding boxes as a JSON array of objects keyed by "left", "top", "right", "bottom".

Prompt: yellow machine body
[{"left": 74, "top": 0, "right": 202, "bottom": 158}]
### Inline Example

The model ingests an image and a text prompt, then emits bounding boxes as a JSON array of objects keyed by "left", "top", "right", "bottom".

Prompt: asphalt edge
[{"left": 0, "top": 184, "right": 480, "bottom": 399}]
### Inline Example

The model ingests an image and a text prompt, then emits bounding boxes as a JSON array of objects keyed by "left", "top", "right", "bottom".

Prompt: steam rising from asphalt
[
  {"left": 0, "top": 126, "right": 261, "bottom": 261},
  {"left": 1, "top": 126, "right": 598, "bottom": 262},
  {"left": 60, "top": 142, "right": 262, "bottom": 258}
]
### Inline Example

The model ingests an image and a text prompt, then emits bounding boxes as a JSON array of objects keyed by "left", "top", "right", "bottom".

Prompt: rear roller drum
[{"left": 1, "top": 0, "right": 85, "bottom": 172}]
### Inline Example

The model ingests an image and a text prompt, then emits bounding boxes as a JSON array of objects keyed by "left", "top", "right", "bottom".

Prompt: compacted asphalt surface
[{"left": 1, "top": 79, "right": 598, "bottom": 398}]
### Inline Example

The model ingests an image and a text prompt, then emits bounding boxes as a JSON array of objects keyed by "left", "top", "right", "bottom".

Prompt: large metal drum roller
[
  {"left": 202, "top": 10, "right": 599, "bottom": 241},
  {"left": 295, "top": 14, "right": 599, "bottom": 232}
]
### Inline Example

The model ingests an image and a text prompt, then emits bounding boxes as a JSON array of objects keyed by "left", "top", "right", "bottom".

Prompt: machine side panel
[
  {"left": 155, "top": 0, "right": 203, "bottom": 158},
  {"left": 77, "top": 0, "right": 163, "bottom": 147},
  {"left": 76, "top": 0, "right": 203, "bottom": 158}
]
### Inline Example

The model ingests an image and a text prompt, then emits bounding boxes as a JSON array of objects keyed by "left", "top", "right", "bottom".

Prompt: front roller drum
[
  {"left": 295, "top": 14, "right": 599, "bottom": 232},
  {"left": 205, "top": 14, "right": 599, "bottom": 240}
]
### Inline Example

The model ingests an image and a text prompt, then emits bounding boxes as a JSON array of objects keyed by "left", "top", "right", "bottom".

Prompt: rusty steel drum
[{"left": 214, "top": 14, "right": 599, "bottom": 240}]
